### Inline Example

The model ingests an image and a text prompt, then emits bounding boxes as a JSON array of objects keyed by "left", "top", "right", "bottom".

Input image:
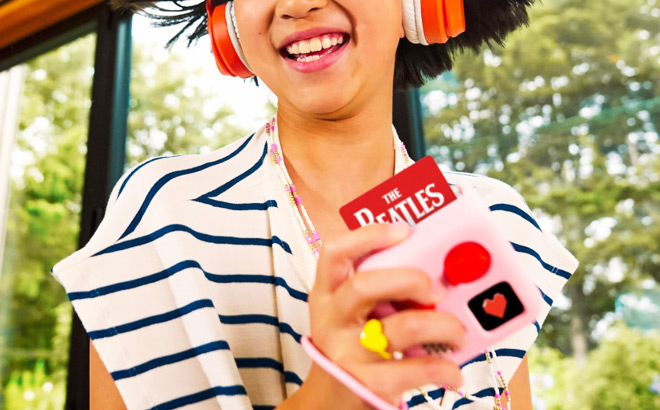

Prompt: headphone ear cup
[
  {"left": 420, "top": 0, "right": 449, "bottom": 44},
  {"left": 444, "top": 0, "right": 466, "bottom": 38},
  {"left": 409, "top": 0, "right": 465, "bottom": 45},
  {"left": 207, "top": 1, "right": 253, "bottom": 78}
]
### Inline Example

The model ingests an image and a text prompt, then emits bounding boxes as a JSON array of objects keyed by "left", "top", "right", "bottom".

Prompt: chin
[{"left": 288, "top": 83, "right": 358, "bottom": 117}]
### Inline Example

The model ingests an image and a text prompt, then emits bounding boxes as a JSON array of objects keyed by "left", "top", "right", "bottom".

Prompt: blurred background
[{"left": 0, "top": 0, "right": 658, "bottom": 409}]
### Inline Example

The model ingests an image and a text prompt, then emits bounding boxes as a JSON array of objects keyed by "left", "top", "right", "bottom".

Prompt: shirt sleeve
[{"left": 50, "top": 155, "right": 252, "bottom": 410}]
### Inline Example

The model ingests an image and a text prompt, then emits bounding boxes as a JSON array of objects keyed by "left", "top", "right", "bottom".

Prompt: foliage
[
  {"left": 421, "top": 0, "right": 660, "bottom": 357},
  {"left": 0, "top": 35, "right": 95, "bottom": 403},
  {"left": 529, "top": 323, "right": 660, "bottom": 410},
  {"left": 3, "top": 359, "right": 66, "bottom": 410},
  {"left": 126, "top": 42, "right": 256, "bottom": 165}
]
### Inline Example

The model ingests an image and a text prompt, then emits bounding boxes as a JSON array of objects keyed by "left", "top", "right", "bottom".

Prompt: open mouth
[{"left": 279, "top": 33, "right": 350, "bottom": 63}]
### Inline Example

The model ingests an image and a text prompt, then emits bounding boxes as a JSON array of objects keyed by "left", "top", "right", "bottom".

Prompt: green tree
[
  {"left": 1, "top": 35, "right": 95, "bottom": 402},
  {"left": 126, "top": 42, "right": 275, "bottom": 165},
  {"left": 529, "top": 324, "right": 660, "bottom": 410},
  {"left": 421, "top": 0, "right": 660, "bottom": 359}
]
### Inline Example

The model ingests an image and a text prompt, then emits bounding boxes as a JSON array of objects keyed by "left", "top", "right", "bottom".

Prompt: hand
[{"left": 299, "top": 222, "right": 466, "bottom": 409}]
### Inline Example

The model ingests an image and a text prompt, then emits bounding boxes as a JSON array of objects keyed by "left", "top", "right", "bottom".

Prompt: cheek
[{"left": 234, "top": 7, "right": 272, "bottom": 70}]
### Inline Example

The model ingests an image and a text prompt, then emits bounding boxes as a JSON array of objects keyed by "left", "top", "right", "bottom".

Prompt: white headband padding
[
  {"left": 402, "top": 0, "right": 429, "bottom": 45},
  {"left": 226, "top": 1, "right": 254, "bottom": 73}
]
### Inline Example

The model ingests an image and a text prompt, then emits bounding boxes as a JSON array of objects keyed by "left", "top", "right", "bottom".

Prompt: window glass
[
  {"left": 0, "top": 33, "right": 96, "bottom": 409},
  {"left": 420, "top": 0, "right": 660, "bottom": 407},
  {"left": 128, "top": 13, "right": 277, "bottom": 167}
]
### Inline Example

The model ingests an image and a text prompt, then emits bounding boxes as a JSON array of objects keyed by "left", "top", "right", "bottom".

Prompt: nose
[{"left": 275, "top": 0, "right": 329, "bottom": 19}]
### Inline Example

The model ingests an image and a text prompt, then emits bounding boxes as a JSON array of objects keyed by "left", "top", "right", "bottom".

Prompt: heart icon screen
[
  {"left": 483, "top": 293, "right": 508, "bottom": 318},
  {"left": 468, "top": 282, "right": 524, "bottom": 331}
]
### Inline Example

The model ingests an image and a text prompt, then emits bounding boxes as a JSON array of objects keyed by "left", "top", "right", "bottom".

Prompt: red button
[{"left": 443, "top": 242, "right": 491, "bottom": 285}]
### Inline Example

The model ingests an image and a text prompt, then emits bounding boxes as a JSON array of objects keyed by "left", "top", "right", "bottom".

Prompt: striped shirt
[{"left": 52, "top": 122, "right": 578, "bottom": 410}]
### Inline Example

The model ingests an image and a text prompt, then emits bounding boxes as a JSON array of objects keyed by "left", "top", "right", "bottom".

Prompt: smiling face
[{"left": 233, "top": 0, "right": 405, "bottom": 118}]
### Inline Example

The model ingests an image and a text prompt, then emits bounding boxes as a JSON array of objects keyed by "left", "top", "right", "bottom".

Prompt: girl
[{"left": 53, "top": 0, "right": 578, "bottom": 409}]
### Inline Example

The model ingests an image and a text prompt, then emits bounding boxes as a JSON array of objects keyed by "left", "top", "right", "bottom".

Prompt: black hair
[{"left": 110, "top": 0, "right": 536, "bottom": 91}]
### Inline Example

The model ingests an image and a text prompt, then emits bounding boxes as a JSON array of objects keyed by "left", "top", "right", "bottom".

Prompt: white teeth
[
  {"left": 285, "top": 34, "right": 346, "bottom": 56},
  {"left": 310, "top": 38, "right": 322, "bottom": 52},
  {"left": 298, "top": 55, "right": 321, "bottom": 63}
]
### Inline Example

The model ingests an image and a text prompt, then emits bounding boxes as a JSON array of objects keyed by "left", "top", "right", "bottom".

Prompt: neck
[{"left": 275, "top": 98, "right": 396, "bottom": 207}]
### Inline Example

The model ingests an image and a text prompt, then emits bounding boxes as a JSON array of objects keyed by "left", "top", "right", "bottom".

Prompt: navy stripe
[
  {"left": 221, "top": 314, "right": 278, "bottom": 326},
  {"left": 407, "top": 387, "right": 506, "bottom": 409},
  {"left": 538, "top": 286, "right": 553, "bottom": 306},
  {"left": 533, "top": 321, "right": 541, "bottom": 333},
  {"left": 68, "top": 260, "right": 200, "bottom": 301},
  {"left": 93, "top": 224, "right": 292, "bottom": 257},
  {"left": 460, "top": 348, "right": 525, "bottom": 368},
  {"left": 196, "top": 142, "right": 268, "bottom": 201},
  {"left": 117, "top": 156, "right": 178, "bottom": 199},
  {"left": 149, "top": 385, "right": 247, "bottom": 410},
  {"left": 236, "top": 357, "right": 283, "bottom": 372},
  {"left": 253, "top": 406, "right": 275, "bottom": 410},
  {"left": 121, "top": 134, "right": 255, "bottom": 240},
  {"left": 69, "top": 260, "right": 307, "bottom": 306},
  {"left": 285, "top": 371, "right": 304, "bottom": 385},
  {"left": 207, "top": 274, "right": 308, "bottom": 302},
  {"left": 219, "top": 314, "right": 302, "bottom": 343},
  {"left": 452, "top": 387, "right": 505, "bottom": 409},
  {"left": 194, "top": 198, "right": 278, "bottom": 211},
  {"left": 278, "top": 322, "right": 303, "bottom": 343},
  {"left": 510, "top": 242, "right": 572, "bottom": 279},
  {"left": 489, "top": 203, "right": 541, "bottom": 231},
  {"left": 407, "top": 387, "right": 445, "bottom": 407},
  {"left": 235, "top": 358, "right": 304, "bottom": 386},
  {"left": 88, "top": 299, "right": 215, "bottom": 340},
  {"left": 111, "top": 340, "right": 230, "bottom": 381}
]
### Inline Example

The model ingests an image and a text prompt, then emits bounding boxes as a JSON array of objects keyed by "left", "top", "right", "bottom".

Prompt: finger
[
  {"left": 356, "top": 356, "right": 463, "bottom": 404},
  {"left": 380, "top": 310, "right": 466, "bottom": 354},
  {"left": 315, "top": 222, "right": 411, "bottom": 294},
  {"left": 333, "top": 267, "right": 441, "bottom": 321}
]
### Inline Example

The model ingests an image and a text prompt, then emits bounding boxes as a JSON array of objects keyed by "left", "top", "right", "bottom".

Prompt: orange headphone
[{"left": 206, "top": 0, "right": 465, "bottom": 79}]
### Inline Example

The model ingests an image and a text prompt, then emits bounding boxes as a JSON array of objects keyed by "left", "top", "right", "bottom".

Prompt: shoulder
[
  {"left": 110, "top": 131, "right": 264, "bottom": 208},
  {"left": 444, "top": 171, "right": 531, "bottom": 210},
  {"left": 53, "top": 130, "right": 268, "bottom": 271}
]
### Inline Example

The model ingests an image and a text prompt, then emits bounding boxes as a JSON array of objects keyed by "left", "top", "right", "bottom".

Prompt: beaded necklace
[{"left": 265, "top": 116, "right": 512, "bottom": 410}]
